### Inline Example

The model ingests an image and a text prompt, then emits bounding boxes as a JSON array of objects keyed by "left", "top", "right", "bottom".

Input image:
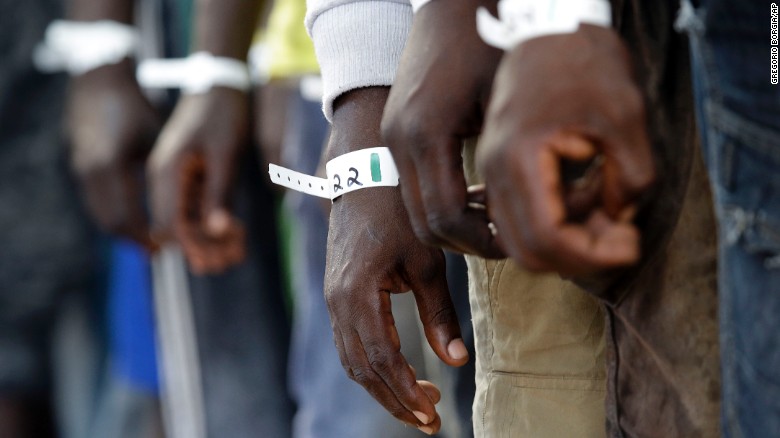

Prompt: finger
[
  {"left": 325, "top": 279, "right": 430, "bottom": 427},
  {"left": 78, "top": 160, "right": 155, "bottom": 250},
  {"left": 120, "top": 167, "right": 157, "bottom": 251},
  {"left": 522, "top": 144, "right": 603, "bottom": 272},
  {"left": 413, "top": 138, "right": 504, "bottom": 258},
  {"left": 147, "top": 149, "right": 191, "bottom": 242},
  {"left": 343, "top": 331, "right": 435, "bottom": 427},
  {"left": 489, "top": 199, "right": 550, "bottom": 272},
  {"left": 395, "top": 144, "right": 492, "bottom": 258},
  {"left": 330, "top": 324, "right": 353, "bottom": 385},
  {"left": 601, "top": 89, "right": 655, "bottom": 216},
  {"left": 173, "top": 152, "right": 244, "bottom": 274},
  {"left": 501, "top": 141, "right": 640, "bottom": 274},
  {"left": 555, "top": 135, "right": 601, "bottom": 222},
  {"left": 563, "top": 156, "right": 604, "bottom": 222},
  {"left": 178, "top": 220, "right": 246, "bottom": 275},
  {"left": 150, "top": 152, "right": 230, "bottom": 273},
  {"left": 203, "top": 152, "right": 239, "bottom": 238},
  {"left": 347, "top": 293, "right": 436, "bottom": 425},
  {"left": 176, "top": 222, "right": 215, "bottom": 274},
  {"left": 488, "top": 134, "right": 567, "bottom": 270},
  {"left": 418, "top": 380, "right": 442, "bottom": 405},
  {"left": 327, "top": 287, "right": 431, "bottom": 427},
  {"left": 417, "top": 412, "right": 442, "bottom": 436},
  {"left": 222, "top": 223, "right": 247, "bottom": 265},
  {"left": 79, "top": 171, "right": 121, "bottom": 232},
  {"left": 489, "top": 136, "right": 586, "bottom": 272},
  {"left": 522, "top": 217, "right": 641, "bottom": 276},
  {"left": 394, "top": 153, "right": 437, "bottom": 246},
  {"left": 582, "top": 209, "right": 641, "bottom": 264},
  {"left": 410, "top": 260, "right": 469, "bottom": 367}
]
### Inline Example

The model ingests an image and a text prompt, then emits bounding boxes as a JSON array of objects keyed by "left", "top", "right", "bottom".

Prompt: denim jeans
[
  {"left": 187, "top": 149, "right": 295, "bottom": 438},
  {"left": 684, "top": 1, "right": 780, "bottom": 435}
]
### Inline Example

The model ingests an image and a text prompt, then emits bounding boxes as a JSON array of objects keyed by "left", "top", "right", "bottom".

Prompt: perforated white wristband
[
  {"left": 33, "top": 20, "right": 139, "bottom": 75},
  {"left": 477, "top": 0, "right": 611, "bottom": 50},
  {"left": 269, "top": 147, "right": 400, "bottom": 200},
  {"left": 137, "top": 52, "right": 251, "bottom": 94}
]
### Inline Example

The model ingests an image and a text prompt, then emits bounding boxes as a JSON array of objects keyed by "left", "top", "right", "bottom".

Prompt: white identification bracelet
[
  {"left": 137, "top": 52, "right": 251, "bottom": 94},
  {"left": 410, "top": 0, "right": 435, "bottom": 13},
  {"left": 33, "top": 20, "right": 139, "bottom": 75},
  {"left": 477, "top": 0, "right": 612, "bottom": 50},
  {"left": 269, "top": 147, "right": 400, "bottom": 200}
]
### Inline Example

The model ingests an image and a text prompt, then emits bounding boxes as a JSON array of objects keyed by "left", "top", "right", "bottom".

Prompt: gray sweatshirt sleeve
[{"left": 305, "top": 0, "right": 413, "bottom": 121}]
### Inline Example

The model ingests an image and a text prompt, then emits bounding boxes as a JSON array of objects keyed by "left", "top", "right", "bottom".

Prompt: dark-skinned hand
[
  {"left": 67, "top": 59, "right": 161, "bottom": 250},
  {"left": 147, "top": 88, "right": 248, "bottom": 275},
  {"left": 326, "top": 87, "right": 468, "bottom": 435},
  {"left": 253, "top": 80, "right": 295, "bottom": 182},
  {"left": 381, "top": 0, "right": 505, "bottom": 259},
  {"left": 476, "top": 25, "right": 655, "bottom": 276}
]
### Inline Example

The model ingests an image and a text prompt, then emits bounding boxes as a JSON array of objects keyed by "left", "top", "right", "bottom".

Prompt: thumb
[
  {"left": 147, "top": 150, "right": 186, "bottom": 243},
  {"left": 601, "top": 122, "right": 655, "bottom": 218},
  {"left": 203, "top": 155, "right": 236, "bottom": 238},
  {"left": 411, "top": 261, "right": 468, "bottom": 367}
]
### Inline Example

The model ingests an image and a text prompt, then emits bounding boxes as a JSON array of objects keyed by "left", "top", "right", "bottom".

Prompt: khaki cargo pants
[{"left": 463, "top": 141, "right": 606, "bottom": 438}]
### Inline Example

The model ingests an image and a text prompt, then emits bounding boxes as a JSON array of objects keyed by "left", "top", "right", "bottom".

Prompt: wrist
[
  {"left": 268, "top": 89, "right": 396, "bottom": 200},
  {"left": 34, "top": 20, "right": 139, "bottom": 75},
  {"left": 477, "top": 0, "right": 611, "bottom": 50},
  {"left": 181, "top": 86, "right": 248, "bottom": 104},
  {"left": 327, "top": 87, "right": 389, "bottom": 161},
  {"left": 136, "top": 52, "right": 251, "bottom": 94},
  {"left": 73, "top": 58, "right": 136, "bottom": 85},
  {"left": 329, "top": 185, "right": 406, "bottom": 237},
  {"left": 415, "top": 0, "right": 497, "bottom": 14},
  {"left": 504, "top": 23, "right": 626, "bottom": 67}
]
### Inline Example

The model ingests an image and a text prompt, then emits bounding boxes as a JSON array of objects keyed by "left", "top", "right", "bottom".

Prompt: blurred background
[{"left": 0, "top": 0, "right": 474, "bottom": 436}]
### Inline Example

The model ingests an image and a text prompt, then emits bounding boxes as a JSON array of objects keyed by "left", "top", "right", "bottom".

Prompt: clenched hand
[
  {"left": 68, "top": 60, "right": 161, "bottom": 250},
  {"left": 147, "top": 88, "right": 248, "bottom": 274},
  {"left": 477, "top": 25, "right": 655, "bottom": 276}
]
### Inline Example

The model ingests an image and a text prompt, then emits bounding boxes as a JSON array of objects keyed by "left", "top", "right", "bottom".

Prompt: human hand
[
  {"left": 326, "top": 88, "right": 468, "bottom": 435},
  {"left": 253, "top": 81, "right": 295, "bottom": 177},
  {"left": 67, "top": 59, "right": 161, "bottom": 250},
  {"left": 381, "top": 0, "right": 505, "bottom": 259},
  {"left": 147, "top": 88, "right": 248, "bottom": 274},
  {"left": 476, "top": 25, "right": 655, "bottom": 276}
]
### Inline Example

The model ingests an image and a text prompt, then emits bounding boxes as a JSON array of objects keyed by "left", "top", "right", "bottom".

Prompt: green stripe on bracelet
[{"left": 371, "top": 153, "right": 382, "bottom": 182}]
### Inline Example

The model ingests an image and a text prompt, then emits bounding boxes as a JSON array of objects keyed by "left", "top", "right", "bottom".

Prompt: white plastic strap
[
  {"left": 269, "top": 147, "right": 400, "bottom": 201},
  {"left": 477, "top": 0, "right": 611, "bottom": 50},
  {"left": 410, "top": 0, "right": 435, "bottom": 13},
  {"left": 33, "top": 20, "right": 139, "bottom": 75},
  {"left": 137, "top": 52, "right": 251, "bottom": 94},
  {"left": 269, "top": 164, "right": 331, "bottom": 199}
]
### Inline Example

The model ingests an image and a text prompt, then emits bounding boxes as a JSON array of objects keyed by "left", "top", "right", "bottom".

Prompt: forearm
[
  {"left": 193, "top": 0, "right": 263, "bottom": 60},
  {"left": 328, "top": 87, "right": 390, "bottom": 160},
  {"left": 66, "top": 0, "right": 133, "bottom": 23}
]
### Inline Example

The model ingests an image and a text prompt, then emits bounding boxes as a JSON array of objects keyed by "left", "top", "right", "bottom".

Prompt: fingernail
[
  {"left": 467, "top": 184, "right": 485, "bottom": 194},
  {"left": 418, "top": 425, "right": 434, "bottom": 435},
  {"left": 413, "top": 410, "right": 430, "bottom": 425},
  {"left": 447, "top": 338, "right": 468, "bottom": 361},
  {"left": 207, "top": 210, "right": 230, "bottom": 235}
]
